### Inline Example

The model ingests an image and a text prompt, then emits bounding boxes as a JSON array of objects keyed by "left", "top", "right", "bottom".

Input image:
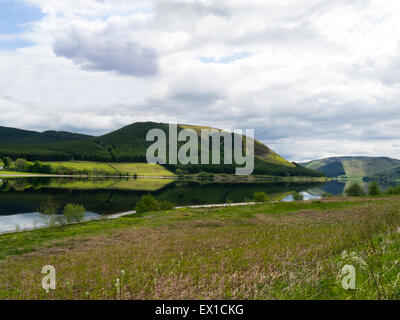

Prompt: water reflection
[
  {"left": 1, "top": 177, "right": 398, "bottom": 233},
  {"left": 281, "top": 191, "right": 321, "bottom": 202},
  {"left": 0, "top": 211, "right": 100, "bottom": 233}
]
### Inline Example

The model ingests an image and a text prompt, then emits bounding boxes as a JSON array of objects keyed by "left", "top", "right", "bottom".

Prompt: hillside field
[
  {"left": 41, "top": 161, "right": 175, "bottom": 177},
  {"left": 1, "top": 196, "right": 399, "bottom": 300}
]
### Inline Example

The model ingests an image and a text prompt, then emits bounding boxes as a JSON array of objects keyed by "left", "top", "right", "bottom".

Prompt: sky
[{"left": 1, "top": 0, "right": 400, "bottom": 161}]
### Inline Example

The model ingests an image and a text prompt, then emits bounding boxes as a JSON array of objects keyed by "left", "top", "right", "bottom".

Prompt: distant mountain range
[
  {"left": 300, "top": 156, "right": 400, "bottom": 179},
  {"left": 0, "top": 123, "right": 323, "bottom": 177}
]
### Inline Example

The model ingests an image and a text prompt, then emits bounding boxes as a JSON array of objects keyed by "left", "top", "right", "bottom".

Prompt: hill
[
  {"left": 0, "top": 122, "right": 323, "bottom": 177},
  {"left": 373, "top": 165, "right": 400, "bottom": 180},
  {"left": 0, "top": 126, "right": 90, "bottom": 145},
  {"left": 300, "top": 156, "right": 400, "bottom": 178}
]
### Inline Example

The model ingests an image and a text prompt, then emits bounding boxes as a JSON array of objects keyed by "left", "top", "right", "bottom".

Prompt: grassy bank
[{"left": 0, "top": 197, "right": 399, "bottom": 299}]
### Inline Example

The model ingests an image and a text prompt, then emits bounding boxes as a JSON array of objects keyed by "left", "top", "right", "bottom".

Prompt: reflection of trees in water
[
  {"left": 318, "top": 181, "right": 346, "bottom": 195},
  {"left": 313, "top": 180, "right": 400, "bottom": 196},
  {"left": 0, "top": 178, "right": 326, "bottom": 216}
]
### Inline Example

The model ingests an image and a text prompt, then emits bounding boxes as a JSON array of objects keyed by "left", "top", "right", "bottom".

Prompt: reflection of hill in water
[
  {"left": 306, "top": 180, "right": 400, "bottom": 196},
  {"left": 318, "top": 181, "right": 346, "bottom": 195},
  {"left": 0, "top": 178, "right": 325, "bottom": 215}
]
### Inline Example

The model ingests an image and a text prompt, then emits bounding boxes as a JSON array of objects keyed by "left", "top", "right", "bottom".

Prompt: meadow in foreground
[{"left": 0, "top": 197, "right": 399, "bottom": 300}]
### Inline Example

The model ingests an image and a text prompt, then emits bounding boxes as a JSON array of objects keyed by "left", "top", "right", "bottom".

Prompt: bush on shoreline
[
  {"left": 292, "top": 192, "right": 304, "bottom": 201},
  {"left": 345, "top": 183, "right": 366, "bottom": 197},
  {"left": 135, "top": 194, "right": 175, "bottom": 213},
  {"left": 369, "top": 182, "right": 381, "bottom": 196},
  {"left": 63, "top": 204, "right": 86, "bottom": 223},
  {"left": 253, "top": 192, "right": 270, "bottom": 203}
]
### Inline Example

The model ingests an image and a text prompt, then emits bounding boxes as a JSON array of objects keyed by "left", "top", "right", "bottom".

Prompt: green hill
[
  {"left": 373, "top": 165, "right": 400, "bottom": 180},
  {"left": 300, "top": 156, "right": 400, "bottom": 178},
  {"left": 0, "top": 126, "right": 90, "bottom": 144},
  {"left": 0, "top": 122, "right": 323, "bottom": 177}
]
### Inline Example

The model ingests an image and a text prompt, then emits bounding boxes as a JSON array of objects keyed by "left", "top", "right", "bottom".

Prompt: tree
[
  {"left": 33, "top": 160, "right": 42, "bottom": 173},
  {"left": 345, "top": 183, "right": 366, "bottom": 197},
  {"left": 135, "top": 195, "right": 160, "bottom": 213},
  {"left": 15, "top": 159, "right": 27, "bottom": 172},
  {"left": 2, "top": 157, "right": 12, "bottom": 168},
  {"left": 388, "top": 186, "right": 400, "bottom": 195},
  {"left": 253, "top": 192, "right": 270, "bottom": 203},
  {"left": 369, "top": 182, "right": 381, "bottom": 196},
  {"left": 63, "top": 204, "right": 86, "bottom": 223},
  {"left": 38, "top": 197, "right": 60, "bottom": 228},
  {"left": 40, "top": 164, "right": 52, "bottom": 174},
  {"left": 175, "top": 169, "right": 184, "bottom": 175},
  {"left": 292, "top": 192, "right": 304, "bottom": 201},
  {"left": 135, "top": 194, "right": 175, "bottom": 213},
  {"left": 38, "top": 197, "right": 60, "bottom": 215}
]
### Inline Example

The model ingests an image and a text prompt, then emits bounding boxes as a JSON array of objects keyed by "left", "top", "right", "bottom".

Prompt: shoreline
[
  {"left": 0, "top": 172, "right": 329, "bottom": 182},
  {"left": 0, "top": 201, "right": 264, "bottom": 235}
]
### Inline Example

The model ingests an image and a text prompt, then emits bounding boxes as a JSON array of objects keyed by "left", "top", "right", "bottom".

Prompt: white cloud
[{"left": 1, "top": 0, "right": 400, "bottom": 160}]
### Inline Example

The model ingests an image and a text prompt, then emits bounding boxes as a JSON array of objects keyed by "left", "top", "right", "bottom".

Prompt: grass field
[
  {"left": 42, "top": 161, "right": 117, "bottom": 172},
  {"left": 41, "top": 161, "right": 175, "bottom": 176},
  {"left": 109, "top": 163, "right": 175, "bottom": 176},
  {"left": 1, "top": 197, "right": 400, "bottom": 300}
]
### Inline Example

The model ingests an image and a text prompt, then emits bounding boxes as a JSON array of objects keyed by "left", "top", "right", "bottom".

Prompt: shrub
[
  {"left": 322, "top": 192, "right": 334, "bottom": 198},
  {"left": 14, "top": 159, "right": 28, "bottom": 172},
  {"left": 135, "top": 195, "right": 160, "bottom": 213},
  {"left": 135, "top": 195, "right": 175, "bottom": 213},
  {"left": 38, "top": 197, "right": 60, "bottom": 215},
  {"left": 63, "top": 204, "right": 86, "bottom": 223},
  {"left": 158, "top": 201, "right": 175, "bottom": 211},
  {"left": 369, "top": 182, "right": 381, "bottom": 196},
  {"left": 345, "top": 183, "right": 366, "bottom": 197},
  {"left": 387, "top": 186, "right": 400, "bottom": 195},
  {"left": 292, "top": 192, "right": 304, "bottom": 201},
  {"left": 2, "top": 157, "right": 12, "bottom": 168},
  {"left": 253, "top": 192, "right": 270, "bottom": 203},
  {"left": 197, "top": 172, "right": 215, "bottom": 180},
  {"left": 38, "top": 197, "right": 60, "bottom": 228},
  {"left": 55, "top": 214, "right": 67, "bottom": 227},
  {"left": 175, "top": 169, "right": 184, "bottom": 175}
]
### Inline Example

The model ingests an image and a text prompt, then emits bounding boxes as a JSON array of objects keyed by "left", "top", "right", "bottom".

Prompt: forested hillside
[{"left": 0, "top": 123, "right": 324, "bottom": 177}]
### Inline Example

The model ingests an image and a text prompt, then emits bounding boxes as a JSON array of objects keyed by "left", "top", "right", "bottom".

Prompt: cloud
[
  {"left": 1, "top": 0, "right": 400, "bottom": 161},
  {"left": 53, "top": 29, "right": 158, "bottom": 77}
]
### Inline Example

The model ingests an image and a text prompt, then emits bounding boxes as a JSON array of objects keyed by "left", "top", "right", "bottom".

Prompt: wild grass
[
  {"left": 40, "top": 161, "right": 175, "bottom": 177},
  {"left": 109, "top": 163, "right": 175, "bottom": 176},
  {"left": 42, "top": 161, "right": 116, "bottom": 173},
  {"left": 0, "top": 197, "right": 399, "bottom": 299}
]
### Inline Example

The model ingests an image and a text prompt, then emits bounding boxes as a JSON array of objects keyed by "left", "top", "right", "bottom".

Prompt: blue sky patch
[
  {"left": 0, "top": 0, "right": 43, "bottom": 48},
  {"left": 199, "top": 52, "right": 253, "bottom": 64},
  {"left": 0, "top": 37, "right": 35, "bottom": 49}
]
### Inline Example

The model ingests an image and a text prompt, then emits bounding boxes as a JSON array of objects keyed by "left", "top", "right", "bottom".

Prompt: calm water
[{"left": 0, "top": 177, "right": 398, "bottom": 233}]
